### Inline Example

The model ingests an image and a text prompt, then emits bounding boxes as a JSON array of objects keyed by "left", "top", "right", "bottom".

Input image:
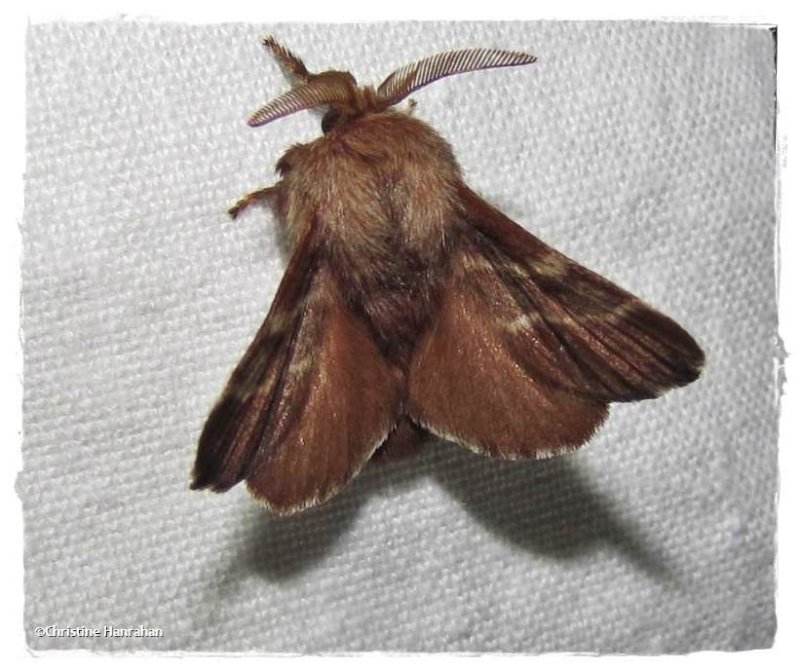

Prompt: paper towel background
[{"left": 21, "top": 22, "right": 778, "bottom": 652}]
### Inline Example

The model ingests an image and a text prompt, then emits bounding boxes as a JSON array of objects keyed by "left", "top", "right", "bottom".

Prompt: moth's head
[{"left": 247, "top": 36, "right": 537, "bottom": 133}]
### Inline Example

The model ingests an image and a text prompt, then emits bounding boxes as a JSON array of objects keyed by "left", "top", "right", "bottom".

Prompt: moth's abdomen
[{"left": 275, "top": 112, "right": 463, "bottom": 364}]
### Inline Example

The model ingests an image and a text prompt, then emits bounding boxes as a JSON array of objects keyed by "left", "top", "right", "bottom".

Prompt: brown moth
[{"left": 191, "top": 37, "right": 705, "bottom": 514}]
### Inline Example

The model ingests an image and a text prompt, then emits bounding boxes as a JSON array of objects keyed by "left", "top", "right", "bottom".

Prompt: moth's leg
[
  {"left": 403, "top": 98, "right": 417, "bottom": 116},
  {"left": 228, "top": 185, "right": 278, "bottom": 219}
]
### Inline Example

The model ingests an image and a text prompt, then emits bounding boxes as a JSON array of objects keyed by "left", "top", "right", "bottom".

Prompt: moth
[{"left": 191, "top": 37, "right": 704, "bottom": 514}]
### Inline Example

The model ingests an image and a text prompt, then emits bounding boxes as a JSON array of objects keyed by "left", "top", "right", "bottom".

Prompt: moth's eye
[{"left": 321, "top": 109, "right": 340, "bottom": 134}]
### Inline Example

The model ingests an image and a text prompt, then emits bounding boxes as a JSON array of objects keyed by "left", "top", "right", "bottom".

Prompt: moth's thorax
[
  {"left": 273, "top": 111, "right": 461, "bottom": 257},
  {"left": 272, "top": 111, "right": 463, "bottom": 364}
]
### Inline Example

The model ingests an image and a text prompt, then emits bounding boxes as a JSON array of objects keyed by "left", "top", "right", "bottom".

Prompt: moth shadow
[
  {"left": 233, "top": 492, "right": 359, "bottom": 582},
  {"left": 427, "top": 441, "right": 673, "bottom": 581},
  {"left": 233, "top": 440, "right": 672, "bottom": 584},
  {"left": 233, "top": 455, "right": 423, "bottom": 582}
]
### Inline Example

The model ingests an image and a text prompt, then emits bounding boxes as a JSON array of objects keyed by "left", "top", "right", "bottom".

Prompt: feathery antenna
[
  {"left": 376, "top": 48, "right": 537, "bottom": 108},
  {"left": 246, "top": 39, "right": 537, "bottom": 128}
]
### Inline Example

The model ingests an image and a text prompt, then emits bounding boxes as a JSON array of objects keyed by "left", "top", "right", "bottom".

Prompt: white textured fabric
[{"left": 22, "top": 22, "right": 777, "bottom": 652}]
